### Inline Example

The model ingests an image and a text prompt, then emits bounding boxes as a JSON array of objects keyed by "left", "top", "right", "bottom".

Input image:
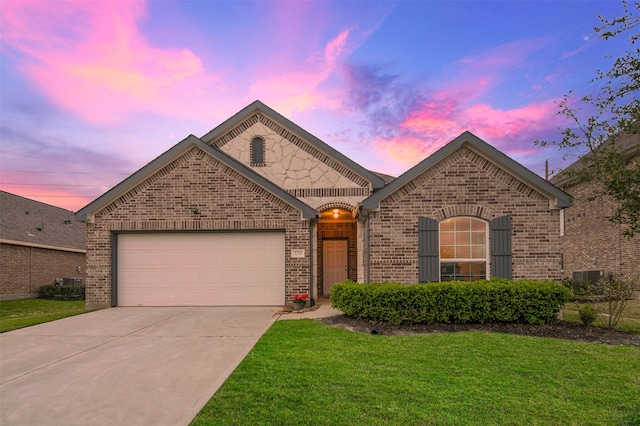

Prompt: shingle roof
[
  {"left": 0, "top": 191, "right": 86, "bottom": 250},
  {"left": 75, "top": 135, "right": 318, "bottom": 222},
  {"left": 550, "top": 134, "right": 640, "bottom": 187},
  {"left": 361, "top": 131, "right": 572, "bottom": 210}
]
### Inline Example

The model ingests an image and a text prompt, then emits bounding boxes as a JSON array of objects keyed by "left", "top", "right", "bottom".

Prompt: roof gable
[
  {"left": 361, "top": 131, "right": 572, "bottom": 211},
  {"left": 1, "top": 190, "right": 86, "bottom": 250},
  {"left": 74, "top": 135, "right": 317, "bottom": 222},
  {"left": 201, "top": 100, "right": 386, "bottom": 190}
]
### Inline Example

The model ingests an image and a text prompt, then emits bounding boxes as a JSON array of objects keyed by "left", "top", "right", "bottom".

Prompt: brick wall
[
  {"left": 0, "top": 243, "right": 86, "bottom": 296},
  {"left": 368, "top": 146, "right": 563, "bottom": 283},
  {"left": 560, "top": 179, "right": 640, "bottom": 286},
  {"left": 85, "top": 148, "right": 311, "bottom": 309}
]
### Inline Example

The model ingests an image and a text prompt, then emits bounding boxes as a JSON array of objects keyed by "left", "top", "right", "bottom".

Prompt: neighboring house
[
  {"left": 0, "top": 191, "right": 86, "bottom": 300},
  {"left": 75, "top": 101, "right": 571, "bottom": 309},
  {"left": 550, "top": 134, "right": 640, "bottom": 294}
]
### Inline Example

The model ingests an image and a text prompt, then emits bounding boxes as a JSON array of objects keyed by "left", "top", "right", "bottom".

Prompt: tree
[{"left": 537, "top": 0, "right": 640, "bottom": 237}]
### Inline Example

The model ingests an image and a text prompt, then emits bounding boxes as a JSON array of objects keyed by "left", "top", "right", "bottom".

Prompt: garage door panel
[{"left": 117, "top": 233, "right": 285, "bottom": 306}]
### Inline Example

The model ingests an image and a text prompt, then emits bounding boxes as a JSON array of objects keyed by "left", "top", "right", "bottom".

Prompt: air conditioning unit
[
  {"left": 61, "top": 277, "right": 83, "bottom": 287},
  {"left": 572, "top": 270, "right": 603, "bottom": 285}
]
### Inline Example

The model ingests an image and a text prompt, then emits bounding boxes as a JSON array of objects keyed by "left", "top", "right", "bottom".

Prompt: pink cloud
[
  {"left": 371, "top": 93, "right": 562, "bottom": 172},
  {"left": 249, "top": 29, "right": 354, "bottom": 115},
  {"left": 1, "top": 0, "right": 220, "bottom": 125}
]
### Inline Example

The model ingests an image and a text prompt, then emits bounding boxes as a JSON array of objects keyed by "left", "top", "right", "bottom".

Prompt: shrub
[
  {"left": 331, "top": 279, "right": 570, "bottom": 325},
  {"left": 578, "top": 304, "right": 598, "bottom": 326},
  {"left": 597, "top": 275, "right": 636, "bottom": 330},
  {"left": 39, "top": 285, "right": 85, "bottom": 300}
]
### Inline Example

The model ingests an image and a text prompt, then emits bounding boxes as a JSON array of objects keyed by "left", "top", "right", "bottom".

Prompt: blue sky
[{"left": 0, "top": 0, "right": 631, "bottom": 210}]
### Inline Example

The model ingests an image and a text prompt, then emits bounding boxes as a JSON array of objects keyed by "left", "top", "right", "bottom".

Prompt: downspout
[
  {"left": 365, "top": 214, "right": 371, "bottom": 284},
  {"left": 309, "top": 218, "right": 315, "bottom": 307}
]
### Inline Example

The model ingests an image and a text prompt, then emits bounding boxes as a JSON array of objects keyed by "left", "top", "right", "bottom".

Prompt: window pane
[
  {"left": 456, "top": 232, "right": 470, "bottom": 245},
  {"left": 455, "top": 218, "right": 471, "bottom": 231},
  {"left": 440, "top": 246, "right": 454, "bottom": 258},
  {"left": 440, "top": 219, "right": 454, "bottom": 232},
  {"left": 471, "top": 220, "right": 485, "bottom": 231},
  {"left": 440, "top": 262, "right": 486, "bottom": 281},
  {"left": 440, "top": 232, "right": 454, "bottom": 245},
  {"left": 472, "top": 232, "right": 485, "bottom": 244},
  {"left": 472, "top": 246, "right": 486, "bottom": 258},
  {"left": 456, "top": 246, "right": 470, "bottom": 258}
]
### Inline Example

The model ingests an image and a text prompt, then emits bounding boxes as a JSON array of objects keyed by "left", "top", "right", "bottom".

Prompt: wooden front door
[{"left": 323, "top": 240, "right": 348, "bottom": 296}]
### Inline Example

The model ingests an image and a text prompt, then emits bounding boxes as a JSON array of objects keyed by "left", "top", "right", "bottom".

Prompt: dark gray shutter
[
  {"left": 418, "top": 217, "right": 439, "bottom": 282},
  {"left": 490, "top": 215, "right": 512, "bottom": 279},
  {"left": 251, "top": 137, "right": 264, "bottom": 165}
]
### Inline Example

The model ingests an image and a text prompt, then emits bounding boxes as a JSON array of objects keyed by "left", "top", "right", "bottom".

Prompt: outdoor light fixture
[{"left": 333, "top": 209, "right": 339, "bottom": 218}]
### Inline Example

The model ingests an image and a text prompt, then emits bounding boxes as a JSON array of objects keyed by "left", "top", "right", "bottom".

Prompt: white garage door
[{"left": 117, "top": 232, "right": 285, "bottom": 306}]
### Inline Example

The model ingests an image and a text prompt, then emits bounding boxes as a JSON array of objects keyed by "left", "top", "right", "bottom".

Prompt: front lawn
[
  {"left": 192, "top": 320, "right": 640, "bottom": 425},
  {"left": 0, "top": 299, "right": 88, "bottom": 333}
]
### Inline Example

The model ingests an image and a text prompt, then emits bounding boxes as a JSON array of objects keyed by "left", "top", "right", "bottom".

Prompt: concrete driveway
[{"left": 0, "top": 306, "right": 278, "bottom": 426}]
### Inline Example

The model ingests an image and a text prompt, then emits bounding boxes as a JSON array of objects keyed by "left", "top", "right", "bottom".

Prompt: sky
[{"left": 0, "top": 0, "right": 632, "bottom": 211}]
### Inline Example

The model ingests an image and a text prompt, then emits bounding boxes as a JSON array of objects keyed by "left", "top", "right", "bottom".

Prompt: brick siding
[
  {"left": 1, "top": 243, "right": 86, "bottom": 296},
  {"left": 368, "top": 146, "right": 563, "bottom": 283},
  {"left": 85, "top": 148, "right": 310, "bottom": 309},
  {"left": 559, "top": 179, "right": 640, "bottom": 286}
]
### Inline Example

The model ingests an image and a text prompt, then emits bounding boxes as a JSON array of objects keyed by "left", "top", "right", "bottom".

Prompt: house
[
  {"left": 550, "top": 134, "right": 640, "bottom": 294},
  {"left": 75, "top": 101, "right": 571, "bottom": 309},
  {"left": 0, "top": 191, "right": 86, "bottom": 300}
]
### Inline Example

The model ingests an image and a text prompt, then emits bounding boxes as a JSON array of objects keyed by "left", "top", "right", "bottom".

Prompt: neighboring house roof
[
  {"left": 370, "top": 170, "right": 396, "bottom": 184},
  {"left": 550, "top": 133, "right": 640, "bottom": 187},
  {"left": 200, "top": 100, "right": 387, "bottom": 190},
  {"left": 361, "top": 131, "right": 573, "bottom": 211},
  {"left": 0, "top": 190, "right": 86, "bottom": 251},
  {"left": 75, "top": 135, "right": 318, "bottom": 222}
]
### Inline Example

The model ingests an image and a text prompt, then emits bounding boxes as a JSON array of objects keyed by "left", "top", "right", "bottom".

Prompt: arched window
[
  {"left": 250, "top": 137, "right": 265, "bottom": 166},
  {"left": 439, "top": 217, "right": 488, "bottom": 281}
]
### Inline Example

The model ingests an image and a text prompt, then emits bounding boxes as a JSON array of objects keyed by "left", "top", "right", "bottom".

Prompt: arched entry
[{"left": 317, "top": 206, "right": 357, "bottom": 296}]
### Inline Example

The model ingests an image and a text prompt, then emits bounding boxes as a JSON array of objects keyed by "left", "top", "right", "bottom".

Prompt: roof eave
[
  {"left": 361, "top": 131, "right": 572, "bottom": 210},
  {"left": 75, "top": 134, "right": 317, "bottom": 222}
]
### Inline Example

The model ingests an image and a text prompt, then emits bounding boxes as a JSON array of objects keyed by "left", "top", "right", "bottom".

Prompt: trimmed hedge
[
  {"left": 331, "top": 279, "right": 570, "bottom": 325},
  {"left": 39, "top": 285, "right": 85, "bottom": 300}
]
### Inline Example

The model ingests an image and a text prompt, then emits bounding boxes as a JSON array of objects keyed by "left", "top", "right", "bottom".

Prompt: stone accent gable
[
  {"left": 209, "top": 111, "right": 370, "bottom": 191},
  {"left": 384, "top": 146, "right": 548, "bottom": 205}
]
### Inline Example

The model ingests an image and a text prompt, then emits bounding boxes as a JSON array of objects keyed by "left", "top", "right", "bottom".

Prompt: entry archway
[{"left": 317, "top": 206, "right": 357, "bottom": 296}]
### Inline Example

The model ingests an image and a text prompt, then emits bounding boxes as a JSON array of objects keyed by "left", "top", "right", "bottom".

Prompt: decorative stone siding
[
  {"left": 212, "top": 116, "right": 372, "bottom": 209},
  {"left": 85, "top": 147, "right": 311, "bottom": 309},
  {"left": 368, "top": 146, "right": 562, "bottom": 283},
  {"left": 0, "top": 243, "right": 86, "bottom": 296},
  {"left": 559, "top": 179, "right": 640, "bottom": 286}
]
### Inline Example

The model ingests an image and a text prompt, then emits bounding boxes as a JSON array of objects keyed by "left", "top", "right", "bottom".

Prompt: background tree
[{"left": 537, "top": 0, "right": 640, "bottom": 237}]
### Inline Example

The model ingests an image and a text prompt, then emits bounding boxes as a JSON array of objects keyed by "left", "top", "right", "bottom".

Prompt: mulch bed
[{"left": 319, "top": 314, "right": 640, "bottom": 346}]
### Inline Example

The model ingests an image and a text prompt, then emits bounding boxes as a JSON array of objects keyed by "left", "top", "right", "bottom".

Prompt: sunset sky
[{"left": 0, "top": 0, "right": 631, "bottom": 211}]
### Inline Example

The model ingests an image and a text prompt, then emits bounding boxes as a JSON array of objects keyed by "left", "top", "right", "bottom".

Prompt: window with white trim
[{"left": 439, "top": 217, "right": 488, "bottom": 281}]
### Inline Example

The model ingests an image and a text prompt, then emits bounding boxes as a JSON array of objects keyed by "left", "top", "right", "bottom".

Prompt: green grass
[
  {"left": 562, "top": 299, "right": 640, "bottom": 332},
  {"left": 0, "top": 298, "right": 89, "bottom": 333},
  {"left": 192, "top": 320, "right": 640, "bottom": 426}
]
